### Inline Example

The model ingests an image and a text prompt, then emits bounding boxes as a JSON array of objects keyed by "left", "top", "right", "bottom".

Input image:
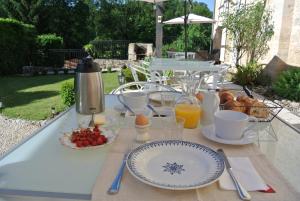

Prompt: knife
[
  {"left": 107, "top": 152, "right": 128, "bottom": 194},
  {"left": 217, "top": 149, "right": 251, "bottom": 200}
]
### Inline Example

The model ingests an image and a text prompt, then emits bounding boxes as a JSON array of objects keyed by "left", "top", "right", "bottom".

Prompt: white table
[
  {"left": 149, "top": 58, "right": 220, "bottom": 88},
  {"left": 0, "top": 95, "right": 299, "bottom": 201}
]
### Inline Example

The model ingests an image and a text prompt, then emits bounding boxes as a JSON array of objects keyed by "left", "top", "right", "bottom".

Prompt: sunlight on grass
[{"left": 0, "top": 72, "right": 119, "bottom": 120}]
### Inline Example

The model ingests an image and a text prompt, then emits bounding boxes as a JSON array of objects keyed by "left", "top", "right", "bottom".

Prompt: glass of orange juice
[{"left": 175, "top": 103, "right": 202, "bottom": 129}]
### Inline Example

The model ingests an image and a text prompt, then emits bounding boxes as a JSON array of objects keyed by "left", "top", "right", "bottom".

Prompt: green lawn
[{"left": 0, "top": 72, "right": 119, "bottom": 120}]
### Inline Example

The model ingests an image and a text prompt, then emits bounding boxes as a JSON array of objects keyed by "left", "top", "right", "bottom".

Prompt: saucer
[{"left": 201, "top": 125, "right": 257, "bottom": 145}]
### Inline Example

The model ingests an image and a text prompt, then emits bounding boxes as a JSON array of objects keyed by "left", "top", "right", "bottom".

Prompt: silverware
[
  {"left": 217, "top": 149, "right": 251, "bottom": 201},
  {"left": 88, "top": 113, "right": 95, "bottom": 127},
  {"left": 107, "top": 152, "right": 129, "bottom": 194}
]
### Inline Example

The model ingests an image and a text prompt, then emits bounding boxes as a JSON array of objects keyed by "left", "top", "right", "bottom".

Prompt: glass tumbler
[{"left": 163, "top": 116, "right": 185, "bottom": 140}]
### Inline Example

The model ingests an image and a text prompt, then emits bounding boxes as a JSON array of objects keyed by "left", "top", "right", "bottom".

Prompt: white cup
[
  {"left": 214, "top": 110, "right": 256, "bottom": 140},
  {"left": 118, "top": 92, "right": 148, "bottom": 112}
]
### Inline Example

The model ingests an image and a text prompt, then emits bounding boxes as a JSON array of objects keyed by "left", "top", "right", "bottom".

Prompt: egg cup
[{"left": 135, "top": 123, "right": 151, "bottom": 143}]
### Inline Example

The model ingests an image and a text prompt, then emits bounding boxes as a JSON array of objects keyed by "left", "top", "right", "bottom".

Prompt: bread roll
[
  {"left": 236, "top": 96, "right": 257, "bottom": 114},
  {"left": 220, "top": 91, "right": 234, "bottom": 104},
  {"left": 236, "top": 95, "right": 248, "bottom": 102},
  {"left": 224, "top": 100, "right": 246, "bottom": 113},
  {"left": 218, "top": 89, "right": 228, "bottom": 97},
  {"left": 248, "top": 102, "right": 269, "bottom": 118}
]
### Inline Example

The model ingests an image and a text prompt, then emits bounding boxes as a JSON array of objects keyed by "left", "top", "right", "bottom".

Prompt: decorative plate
[
  {"left": 126, "top": 140, "right": 225, "bottom": 190},
  {"left": 59, "top": 128, "right": 116, "bottom": 150},
  {"left": 201, "top": 125, "right": 257, "bottom": 145}
]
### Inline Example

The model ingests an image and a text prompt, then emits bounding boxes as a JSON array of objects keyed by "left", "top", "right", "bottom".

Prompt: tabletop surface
[
  {"left": 0, "top": 94, "right": 299, "bottom": 201},
  {"left": 0, "top": 95, "right": 121, "bottom": 200},
  {"left": 149, "top": 58, "right": 220, "bottom": 71}
]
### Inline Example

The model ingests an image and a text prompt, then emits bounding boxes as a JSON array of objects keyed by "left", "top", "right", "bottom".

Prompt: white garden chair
[
  {"left": 110, "top": 81, "right": 177, "bottom": 95},
  {"left": 198, "top": 63, "right": 231, "bottom": 89},
  {"left": 127, "top": 62, "right": 168, "bottom": 84}
]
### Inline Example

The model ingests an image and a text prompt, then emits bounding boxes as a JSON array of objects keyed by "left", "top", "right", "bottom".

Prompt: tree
[
  {"left": 94, "top": 0, "right": 155, "bottom": 42},
  {"left": 246, "top": 1, "right": 274, "bottom": 62},
  {"left": 0, "top": 1, "right": 6, "bottom": 17},
  {"left": 37, "top": 0, "right": 93, "bottom": 48},
  {"left": 222, "top": 1, "right": 274, "bottom": 66},
  {"left": 0, "top": 0, "right": 43, "bottom": 24}
]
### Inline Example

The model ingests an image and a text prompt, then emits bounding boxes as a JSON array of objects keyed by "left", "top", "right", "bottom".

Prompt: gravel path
[{"left": 0, "top": 115, "right": 43, "bottom": 156}]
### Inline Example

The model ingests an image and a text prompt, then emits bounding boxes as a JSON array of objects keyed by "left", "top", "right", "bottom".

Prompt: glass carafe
[{"left": 175, "top": 75, "right": 202, "bottom": 129}]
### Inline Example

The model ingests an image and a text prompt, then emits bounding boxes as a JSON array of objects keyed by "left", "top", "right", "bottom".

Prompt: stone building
[{"left": 213, "top": 0, "right": 300, "bottom": 79}]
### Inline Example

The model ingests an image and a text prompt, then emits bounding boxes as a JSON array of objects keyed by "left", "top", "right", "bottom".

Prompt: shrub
[
  {"left": 233, "top": 62, "right": 262, "bottom": 86},
  {"left": 255, "top": 71, "right": 272, "bottom": 86},
  {"left": 35, "top": 34, "right": 64, "bottom": 67},
  {"left": 0, "top": 18, "right": 36, "bottom": 75},
  {"left": 61, "top": 81, "right": 75, "bottom": 107},
  {"left": 121, "top": 67, "right": 146, "bottom": 83},
  {"left": 83, "top": 43, "right": 96, "bottom": 57},
  {"left": 273, "top": 69, "right": 300, "bottom": 101},
  {"left": 36, "top": 34, "right": 63, "bottom": 49}
]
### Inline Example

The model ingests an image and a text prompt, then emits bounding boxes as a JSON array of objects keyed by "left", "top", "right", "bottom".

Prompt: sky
[{"left": 196, "top": 0, "right": 214, "bottom": 11}]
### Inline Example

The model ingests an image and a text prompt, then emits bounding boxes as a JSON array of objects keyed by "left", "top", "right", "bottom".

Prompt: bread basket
[{"left": 219, "top": 89, "right": 283, "bottom": 122}]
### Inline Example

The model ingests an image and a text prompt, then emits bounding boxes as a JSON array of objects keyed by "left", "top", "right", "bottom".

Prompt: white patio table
[
  {"left": 0, "top": 94, "right": 299, "bottom": 201},
  {"left": 149, "top": 58, "right": 220, "bottom": 88}
]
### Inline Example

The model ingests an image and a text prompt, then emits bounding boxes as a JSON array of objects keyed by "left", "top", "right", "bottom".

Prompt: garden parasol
[
  {"left": 163, "top": 13, "right": 216, "bottom": 24},
  {"left": 164, "top": 13, "right": 216, "bottom": 59},
  {"left": 138, "top": 0, "right": 193, "bottom": 59}
]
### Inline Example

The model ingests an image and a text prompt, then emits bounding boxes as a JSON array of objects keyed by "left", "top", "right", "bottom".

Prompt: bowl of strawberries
[{"left": 59, "top": 125, "right": 116, "bottom": 149}]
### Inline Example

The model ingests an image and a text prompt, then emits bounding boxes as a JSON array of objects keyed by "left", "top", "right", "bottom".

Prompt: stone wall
[
  {"left": 94, "top": 59, "right": 127, "bottom": 69},
  {"left": 287, "top": 0, "right": 300, "bottom": 66},
  {"left": 93, "top": 59, "right": 140, "bottom": 69}
]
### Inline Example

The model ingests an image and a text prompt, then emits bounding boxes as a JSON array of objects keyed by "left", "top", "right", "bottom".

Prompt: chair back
[{"left": 110, "top": 81, "right": 176, "bottom": 94}]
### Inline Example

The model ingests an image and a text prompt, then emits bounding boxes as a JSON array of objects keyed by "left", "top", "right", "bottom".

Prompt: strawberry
[
  {"left": 100, "top": 135, "right": 107, "bottom": 143},
  {"left": 83, "top": 140, "right": 89, "bottom": 147},
  {"left": 97, "top": 138, "right": 104, "bottom": 145},
  {"left": 76, "top": 141, "right": 83, "bottom": 147}
]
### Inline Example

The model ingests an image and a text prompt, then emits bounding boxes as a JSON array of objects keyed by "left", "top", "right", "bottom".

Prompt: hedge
[
  {"left": 35, "top": 34, "right": 64, "bottom": 67},
  {"left": 0, "top": 18, "right": 36, "bottom": 75}
]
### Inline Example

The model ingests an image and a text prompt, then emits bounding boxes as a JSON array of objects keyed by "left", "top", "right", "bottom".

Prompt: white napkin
[{"left": 219, "top": 157, "right": 269, "bottom": 191}]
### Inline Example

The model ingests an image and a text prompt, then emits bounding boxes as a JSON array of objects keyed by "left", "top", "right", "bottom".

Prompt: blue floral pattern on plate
[{"left": 162, "top": 162, "right": 185, "bottom": 175}]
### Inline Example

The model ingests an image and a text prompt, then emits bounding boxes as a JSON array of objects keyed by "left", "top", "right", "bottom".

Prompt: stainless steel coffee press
[{"left": 75, "top": 56, "right": 104, "bottom": 115}]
